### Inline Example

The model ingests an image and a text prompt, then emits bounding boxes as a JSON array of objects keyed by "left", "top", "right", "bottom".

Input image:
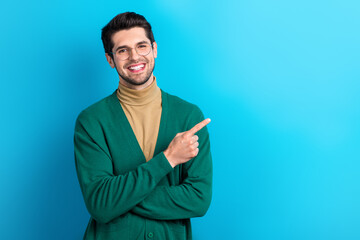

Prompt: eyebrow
[{"left": 114, "top": 41, "right": 150, "bottom": 52}]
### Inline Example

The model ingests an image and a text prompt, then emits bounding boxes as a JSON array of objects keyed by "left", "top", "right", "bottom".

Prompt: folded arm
[{"left": 131, "top": 110, "right": 213, "bottom": 220}]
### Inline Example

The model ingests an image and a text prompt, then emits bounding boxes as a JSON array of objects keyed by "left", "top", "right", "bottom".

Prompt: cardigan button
[{"left": 148, "top": 232, "right": 154, "bottom": 238}]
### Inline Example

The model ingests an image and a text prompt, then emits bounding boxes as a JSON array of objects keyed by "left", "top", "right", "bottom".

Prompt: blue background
[{"left": 1, "top": 0, "right": 359, "bottom": 239}]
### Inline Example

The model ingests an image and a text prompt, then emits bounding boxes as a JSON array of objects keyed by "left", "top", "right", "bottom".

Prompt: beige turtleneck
[{"left": 116, "top": 78, "right": 162, "bottom": 161}]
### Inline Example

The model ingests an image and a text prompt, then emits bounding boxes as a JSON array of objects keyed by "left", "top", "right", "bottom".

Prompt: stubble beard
[{"left": 115, "top": 61, "right": 155, "bottom": 87}]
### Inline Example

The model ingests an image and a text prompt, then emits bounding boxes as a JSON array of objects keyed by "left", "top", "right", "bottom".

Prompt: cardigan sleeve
[
  {"left": 130, "top": 109, "right": 213, "bottom": 220},
  {"left": 74, "top": 114, "right": 173, "bottom": 224}
]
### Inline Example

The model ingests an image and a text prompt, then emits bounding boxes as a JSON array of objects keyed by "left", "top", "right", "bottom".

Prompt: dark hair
[{"left": 101, "top": 12, "right": 155, "bottom": 57}]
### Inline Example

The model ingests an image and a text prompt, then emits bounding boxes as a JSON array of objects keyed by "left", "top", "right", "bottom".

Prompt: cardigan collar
[{"left": 110, "top": 87, "right": 168, "bottom": 163}]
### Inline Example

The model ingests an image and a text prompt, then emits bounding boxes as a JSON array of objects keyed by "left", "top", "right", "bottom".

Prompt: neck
[{"left": 117, "top": 76, "right": 160, "bottom": 106}]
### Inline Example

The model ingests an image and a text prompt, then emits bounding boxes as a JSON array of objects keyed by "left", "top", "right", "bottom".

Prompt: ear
[
  {"left": 105, "top": 53, "right": 115, "bottom": 68},
  {"left": 152, "top": 42, "right": 158, "bottom": 58}
]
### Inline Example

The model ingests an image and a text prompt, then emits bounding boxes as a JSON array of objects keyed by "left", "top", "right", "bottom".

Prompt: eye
[
  {"left": 117, "top": 48, "right": 127, "bottom": 54},
  {"left": 138, "top": 44, "right": 148, "bottom": 49}
]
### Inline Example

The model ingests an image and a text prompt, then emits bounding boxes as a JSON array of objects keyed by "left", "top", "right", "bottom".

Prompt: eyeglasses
[{"left": 111, "top": 42, "right": 153, "bottom": 61}]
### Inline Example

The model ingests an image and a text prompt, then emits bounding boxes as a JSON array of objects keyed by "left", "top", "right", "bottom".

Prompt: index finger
[{"left": 187, "top": 118, "right": 211, "bottom": 135}]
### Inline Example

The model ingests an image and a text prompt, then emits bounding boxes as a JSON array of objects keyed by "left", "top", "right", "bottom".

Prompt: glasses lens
[
  {"left": 136, "top": 43, "right": 151, "bottom": 56},
  {"left": 116, "top": 50, "right": 129, "bottom": 60}
]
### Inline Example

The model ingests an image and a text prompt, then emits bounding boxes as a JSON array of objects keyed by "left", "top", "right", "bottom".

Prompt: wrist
[{"left": 164, "top": 149, "right": 176, "bottom": 168}]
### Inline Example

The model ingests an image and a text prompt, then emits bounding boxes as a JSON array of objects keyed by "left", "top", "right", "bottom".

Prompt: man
[{"left": 74, "top": 12, "right": 212, "bottom": 240}]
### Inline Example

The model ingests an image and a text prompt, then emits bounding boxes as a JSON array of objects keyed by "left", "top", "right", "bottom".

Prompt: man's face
[{"left": 106, "top": 27, "right": 157, "bottom": 90}]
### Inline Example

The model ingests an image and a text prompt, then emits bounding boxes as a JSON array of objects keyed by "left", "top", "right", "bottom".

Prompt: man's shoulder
[{"left": 76, "top": 91, "right": 115, "bottom": 125}]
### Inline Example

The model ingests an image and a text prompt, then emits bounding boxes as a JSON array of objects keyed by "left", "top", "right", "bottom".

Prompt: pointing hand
[{"left": 164, "top": 118, "right": 211, "bottom": 168}]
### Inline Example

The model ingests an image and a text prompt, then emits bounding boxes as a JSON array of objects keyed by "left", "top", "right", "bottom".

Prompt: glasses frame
[{"left": 110, "top": 42, "right": 153, "bottom": 61}]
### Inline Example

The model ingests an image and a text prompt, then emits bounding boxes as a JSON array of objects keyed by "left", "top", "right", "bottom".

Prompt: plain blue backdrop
[{"left": 1, "top": 0, "right": 359, "bottom": 239}]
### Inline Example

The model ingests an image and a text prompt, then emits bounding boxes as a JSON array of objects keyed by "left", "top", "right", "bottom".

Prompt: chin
[{"left": 122, "top": 74, "right": 152, "bottom": 87}]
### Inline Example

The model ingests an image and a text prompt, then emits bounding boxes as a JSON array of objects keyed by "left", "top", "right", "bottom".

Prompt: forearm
[{"left": 131, "top": 177, "right": 212, "bottom": 220}]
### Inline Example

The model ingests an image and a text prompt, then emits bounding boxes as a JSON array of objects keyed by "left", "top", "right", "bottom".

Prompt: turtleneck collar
[{"left": 117, "top": 77, "right": 161, "bottom": 106}]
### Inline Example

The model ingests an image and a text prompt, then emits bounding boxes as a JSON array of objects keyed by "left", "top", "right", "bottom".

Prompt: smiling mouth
[{"left": 127, "top": 63, "right": 146, "bottom": 73}]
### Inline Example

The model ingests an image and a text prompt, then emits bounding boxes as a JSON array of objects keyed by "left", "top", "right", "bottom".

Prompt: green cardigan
[{"left": 74, "top": 90, "right": 213, "bottom": 240}]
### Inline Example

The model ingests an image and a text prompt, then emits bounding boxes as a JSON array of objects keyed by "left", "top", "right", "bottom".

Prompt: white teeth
[{"left": 129, "top": 64, "right": 144, "bottom": 70}]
